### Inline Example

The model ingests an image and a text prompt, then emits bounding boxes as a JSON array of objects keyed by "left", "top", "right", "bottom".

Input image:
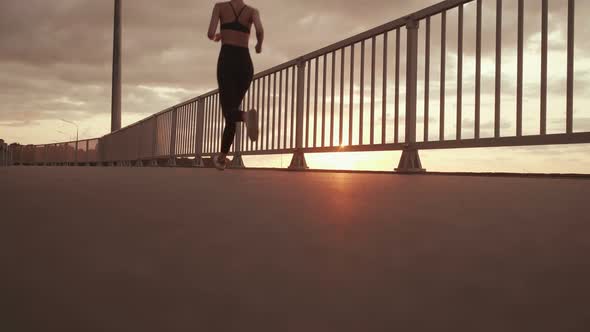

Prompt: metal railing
[
  {"left": 10, "top": 139, "right": 100, "bottom": 166},
  {"left": 0, "top": 141, "right": 11, "bottom": 167},
  {"left": 8, "top": 0, "right": 590, "bottom": 171}
]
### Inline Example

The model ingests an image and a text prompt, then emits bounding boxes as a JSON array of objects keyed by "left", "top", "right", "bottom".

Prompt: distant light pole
[
  {"left": 111, "top": 0, "right": 122, "bottom": 132},
  {"left": 60, "top": 119, "right": 79, "bottom": 142},
  {"left": 61, "top": 119, "right": 80, "bottom": 164}
]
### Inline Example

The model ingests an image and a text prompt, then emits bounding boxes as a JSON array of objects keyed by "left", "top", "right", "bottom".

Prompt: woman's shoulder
[
  {"left": 247, "top": 5, "right": 259, "bottom": 16},
  {"left": 214, "top": 1, "right": 232, "bottom": 9}
]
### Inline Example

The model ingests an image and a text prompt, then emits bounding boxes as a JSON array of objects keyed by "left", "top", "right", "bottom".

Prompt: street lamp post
[
  {"left": 60, "top": 120, "right": 79, "bottom": 142},
  {"left": 111, "top": 0, "right": 122, "bottom": 132},
  {"left": 61, "top": 119, "right": 79, "bottom": 164}
]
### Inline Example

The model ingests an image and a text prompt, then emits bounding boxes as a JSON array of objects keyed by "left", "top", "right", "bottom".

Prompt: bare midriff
[{"left": 221, "top": 30, "right": 250, "bottom": 48}]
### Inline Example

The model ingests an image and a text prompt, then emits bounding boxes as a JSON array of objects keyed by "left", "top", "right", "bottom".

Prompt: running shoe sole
[{"left": 212, "top": 155, "right": 228, "bottom": 171}]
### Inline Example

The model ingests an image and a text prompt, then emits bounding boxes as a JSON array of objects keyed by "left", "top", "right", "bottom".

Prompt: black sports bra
[{"left": 220, "top": 3, "right": 250, "bottom": 34}]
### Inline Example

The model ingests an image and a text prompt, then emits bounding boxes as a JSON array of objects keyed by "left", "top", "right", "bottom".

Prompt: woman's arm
[
  {"left": 252, "top": 8, "right": 264, "bottom": 53},
  {"left": 207, "top": 3, "right": 221, "bottom": 41}
]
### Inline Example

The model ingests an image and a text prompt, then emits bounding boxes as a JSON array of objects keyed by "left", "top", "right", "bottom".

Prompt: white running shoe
[
  {"left": 246, "top": 109, "right": 259, "bottom": 142},
  {"left": 212, "top": 155, "right": 229, "bottom": 171}
]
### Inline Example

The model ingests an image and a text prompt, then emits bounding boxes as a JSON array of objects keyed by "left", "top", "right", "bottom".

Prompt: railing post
[
  {"left": 3, "top": 144, "right": 8, "bottom": 166},
  {"left": 396, "top": 18, "right": 425, "bottom": 173},
  {"left": 0, "top": 141, "right": 5, "bottom": 167},
  {"left": 289, "top": 59, "right": 309, "bottom": 170},
  {"left": 150, "top": 115, "right": 159, "bottom": 167},
  {"left": 136, "top": 122, "right": 144, "bottom": 167},
  {"left": 168, "top": 109, "right": 178, "bottom": 167},
  {"left": 193, "top": 99, "right": 205, "bottom": 167}
]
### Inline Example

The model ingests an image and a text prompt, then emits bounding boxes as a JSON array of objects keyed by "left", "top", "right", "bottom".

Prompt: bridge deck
[{"left": 1, "top": 167, "right": 589, "bottom": 331}]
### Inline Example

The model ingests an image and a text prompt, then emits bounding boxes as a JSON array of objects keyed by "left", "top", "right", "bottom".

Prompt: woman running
[{"left": 208, "top": 0, "right": 264, "bottom": 170}]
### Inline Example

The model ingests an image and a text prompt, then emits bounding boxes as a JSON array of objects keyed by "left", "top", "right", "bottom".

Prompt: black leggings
[{"left": 217, "top": 44, "right": 254, "bottom": 154}]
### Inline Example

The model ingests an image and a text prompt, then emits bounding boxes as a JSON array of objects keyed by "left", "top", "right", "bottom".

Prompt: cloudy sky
[{"left": 1, "top": 0, "right": 589, "bottom": 173}]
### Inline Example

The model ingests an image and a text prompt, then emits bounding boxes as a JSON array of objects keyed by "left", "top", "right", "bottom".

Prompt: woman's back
[
  {"left": 217, "top": 1, "right": 255, "bottom": 48},
  {"left": 208, "top": 1, "right": 264, "bottom": 52}
]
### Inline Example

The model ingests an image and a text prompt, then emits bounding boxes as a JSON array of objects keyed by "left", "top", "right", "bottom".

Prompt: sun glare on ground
[{"left": 306, "top": 151, "right": 395, "bottom": 171}]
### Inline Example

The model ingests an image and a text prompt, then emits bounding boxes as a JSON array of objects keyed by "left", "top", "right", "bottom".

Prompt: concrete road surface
[{"left": 1, "top": 167, "right": 589, "bottom": 332}]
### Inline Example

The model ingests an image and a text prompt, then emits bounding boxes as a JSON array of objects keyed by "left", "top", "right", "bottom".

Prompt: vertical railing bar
[
  {"left": 495, "top": 0, "right": 502, "bottom": 138},
  {"left": 238, "top": 97, "right": 243, "bottom": 153},
  {"left": 182, "top": 107, "right": 187, "bottom": 155},
  {"left": 216, "top": 94, "right": 221, "bottom": 153},
  {"left": 210, "top": 96, "right": 214, "bottom": 154},
  {"left": 168, "top": 111, "right": 173, "bottom": 157},
  {"left": 159, "top": 114, "right": 163, "bottom": 157},
  {"left": 250, "top": 81, "right": 258, "bottom": 151},
  {"left": 196, "top": 102, "right": 199, "bottom": 153},
  {"left": 152, "top": 115, "right": 158, "bottom": 159},
  {"left": 188, "top": 106, "right": 193, "bottom": 154},
  {"left": 243, "top": 88, "right": 248, "bottom": 151},
  {"left": 306, "top": 61, "right": 311, "bottom": 148},
  {"left": 154, "top": 117, "right": 158, "bottom": 157},
  {"left": 262, "top": 76, "right": 267, "bottom": 150},
  {"left": 322, "top": 53, "right": 327, "bottom": 147},
  {"left": 219, "top": 94, "right": 224, "bottom": 153},
  {"left": 314, "top": 57, "right": 319, "bottom": 148},
  {"left": 330, "top": 51, "right": 336, "bottom": 147},
  {"left": 272, "top": 72, "right": 277, "bottom": 150},
  {"left": 517, "top": 0, "right": 524, "bottom": 137},
  {"left": 257, "top": 78, "right": 262, "bottom": 151},
  {"left": 249, "top": 82, "right": 253, "bottom": 151},
  {"left": 395, "top": 28, "right": 400, "bottom": 143},
  {"left": 360, "top": 39, "right": 365, "bottom": 145},
  {"left": 160, "top": 114, "right": 165, "bottom": 156},
  {"left": 187, "top": 104, "right": 192, "bottom": 154},
  {"left": 213, "top": 96, "right": 217, "bottom": 153},
  {"left": 291, "top": 66, "right": 296, "bottom": 149},
  {"left": 284, "top": 69, "right": 289, "bottom": 150},
  {"left": 566, "top": 0, "right": 575, "bottom": 134},
  {"left": 370, "top": 36, "right": 376, "bottom": 145},
  {"left": 349, "top": 44, "right": 355, "bottom": 146},
  {"left": 278, "top": 70, "right": 283, "bottom": 150},
  {"left": 295, "top": 61, "right": 306, "bottom": 154},
  {"left": 253, "top": 80, "right": 257, "bottom": 151},
  {"left": 405, "top": 19, "right": 419, "bottom": 147},
  {"left": 206, "top": 98, "right": 211, "bottom": 154},
  {"left": 457, "top": 4, "right": 463, "bottom": 140},
  {"left": 475, "top": 0, "right": 482, "bottom": 139},
  {"left": 157, "top": 115, "right": 162, "bottom": 157},
  {"left": 211, "top": 96, "right": 216, "bottom": 154},
  {"left": 195, "top": 99, "right": 205, "bottom": 160},
  {"left": 166, "top": 113, "right": 170, "bottom": 156},
  {"left": 440, "top": 11, "right": 446, "bottom": 141},
  {"left": 211, "top": 95, "right": 217, "bottom": 153},
  {"left": 340, "top": 48, "right": 345, "bottom": 146},
  {"left": 192, "top": 102, "right": 197, "bottom": 153},
  {"left": 182, "top": 107, "right": 186, "bottom": 155},
  {"left": 176, "top": 108, "right": 181, "bottom": 155},
  {"left": 182, "top": 107, "right": 187, "bottom": 154},
  {"left": 541, "top": 0, "right": 548, "bottom": 135},
  {"left": 266, "top": 74, "right": 272, "bottom": 150},
  {"left": 238, "top": 95, "right": 242, "bottom": 152},
  {"left": 244, "top": 86, "right": 247, "bottom": 152},
  {"left": 382, "top": 32, "right": 388, "bottom": 144},
  {"left": 256, "top": 78, "right": 261, "bottom": 151},
  {"left": 424, "top": 17, "right": 430, "bottom": 142}
]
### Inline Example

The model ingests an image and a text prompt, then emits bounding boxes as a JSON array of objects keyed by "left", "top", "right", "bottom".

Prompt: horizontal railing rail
[{"left": 8, "top": 0, "right": 589, "bottom": 171}]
